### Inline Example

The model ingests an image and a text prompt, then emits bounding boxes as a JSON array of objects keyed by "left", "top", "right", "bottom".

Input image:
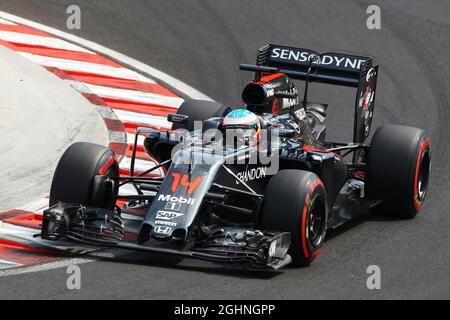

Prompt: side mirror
[
  {"left": 202, "top": 118, "right": 222, "bottom": 142},
  {"left": 167, "top": 113, "right": 189, "bottom": 124}
]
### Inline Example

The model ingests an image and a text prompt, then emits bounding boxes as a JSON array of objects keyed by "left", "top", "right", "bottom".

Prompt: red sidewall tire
[
  {"left": 367, "top": 124, "right": 431, "bottom": 218},
  {"left": 412, "top": 138, "right": 431, "bottom": 212},
  {"left": 261, "top": 170, "right": 328, "bottom": 267},
  {"left": 300, "top": 176, "right": 327, "bottom": 263}
]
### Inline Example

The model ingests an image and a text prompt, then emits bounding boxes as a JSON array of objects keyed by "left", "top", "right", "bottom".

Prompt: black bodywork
[{"left": 42, "top": 44, "right": 381, "bottom": 270}]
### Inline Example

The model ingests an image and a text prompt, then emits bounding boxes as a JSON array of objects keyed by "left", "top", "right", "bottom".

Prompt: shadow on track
[{"left": 89, "top": 251, "right": 281, "bottom": 280}]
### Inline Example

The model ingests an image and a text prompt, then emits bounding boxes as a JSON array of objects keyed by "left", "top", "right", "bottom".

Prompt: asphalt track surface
[{"left": 0, "top": 0, "right": 449, "bottom": 299}]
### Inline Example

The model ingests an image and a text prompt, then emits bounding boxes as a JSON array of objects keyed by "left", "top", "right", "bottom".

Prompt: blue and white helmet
[{"left": 222, "top": 109, "right": 261, "bottom": 146}]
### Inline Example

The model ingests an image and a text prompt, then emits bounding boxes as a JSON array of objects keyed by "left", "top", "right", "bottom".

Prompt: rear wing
[{"left": 252, "top": 44, "right": 379, "bottom": 143}]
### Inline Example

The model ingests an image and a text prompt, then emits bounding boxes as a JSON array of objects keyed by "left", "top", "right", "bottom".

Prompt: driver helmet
[{"left": 222, "top": 109, "right": 261, "bottom": 146}]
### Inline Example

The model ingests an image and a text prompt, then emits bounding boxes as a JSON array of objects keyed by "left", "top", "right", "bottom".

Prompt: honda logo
[{"left": 154, "top": 226, "right": 172, "bottom": 235}]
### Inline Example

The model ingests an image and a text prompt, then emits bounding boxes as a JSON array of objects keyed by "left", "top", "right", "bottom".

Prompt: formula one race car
[{"left": 40, "top": 44, "right": 431, "bottom": 270}]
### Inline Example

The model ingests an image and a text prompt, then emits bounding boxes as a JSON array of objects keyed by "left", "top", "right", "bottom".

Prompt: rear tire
[
  {"left": 260, "top": 170, "right": 328, "bottom": 267},
  {"left": 50, "top": 142, "right": 119, "bottom": 210},
  {"left": 172, "top": 99, "right": 231, "bottom": 132},
  {"left": 367, "top": 124, "right": 431, "bottom": 219}
]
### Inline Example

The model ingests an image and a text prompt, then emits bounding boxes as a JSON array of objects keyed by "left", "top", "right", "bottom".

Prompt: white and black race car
[{"left": 41, "top": 44, "right": 431, "bottom": 270}]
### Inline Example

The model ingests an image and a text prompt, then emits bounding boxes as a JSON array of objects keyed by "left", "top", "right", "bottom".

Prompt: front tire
[
  {"left": 260, "top": 170, "right": 328, "bottom": 267},
  {"left": 50, "top": 142, "right": 119, "bottom": 210},
  {"left": 367, "top": 124, "right": 431, "bottom": 219}
]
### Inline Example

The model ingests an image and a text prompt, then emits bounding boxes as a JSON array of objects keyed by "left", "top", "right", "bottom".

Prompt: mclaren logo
[{"left": 366, "top": 67, "right": 376, "bottom": 82}]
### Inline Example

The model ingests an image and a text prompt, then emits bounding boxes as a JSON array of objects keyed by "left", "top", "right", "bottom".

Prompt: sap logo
[
  {"left": 236, "top": 167, "right": 267, "bottom": 184},
  {"left": 156, "top": 210, "right": 184, "bottom": 220},
  {"left": 158, "top": 194, "right": 195, "bottom": 205},
  {"left": 155, "top": 220, "right": 177, "bottom": 227},
  {"left": 154, "top": 226, "right": 172, "bottom": 235}
]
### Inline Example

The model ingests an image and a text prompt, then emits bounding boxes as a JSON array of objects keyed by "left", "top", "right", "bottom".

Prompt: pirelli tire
[
  {"left": 50, "top": 142, "right": 119, "bottom": 210},
  {"left": 367, "top": 124, "right": 431, "bottom": 219},
  {"left": 172, "top": 99, "right": 231, "bottom": 132},
  {"left": 260, "top": 170, "right": 328, "bottom": 267}
]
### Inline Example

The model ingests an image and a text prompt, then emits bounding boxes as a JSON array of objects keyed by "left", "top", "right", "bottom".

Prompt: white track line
[
  {"left": 119, "top": 184, "right": 156, "bottom": 197},
  {"left": 113, "top": 109, "right": 172, "bottom": 129},
  {"left": 120, "top": 157, "right": 164, "bottom": 176},
  {"left": 0, "top": 11, "right": 212, "bottom": 101},
  {"left": 109, "top": 131, "right": 127, "bottom": 144},
  {"left": 126, "top": 133, "right": 145, "bottom": 146},
  {"left": 0, "top": 18, "right": 15, "bottom": 25},
  {"left": 0, "top": 222, "right": 44, "bottom": 240},
  {"left": 19, "top": 53, "right": 156, "bottom": 84},
  {"left": 18, "top": 197, "right": 49, "bottom": 213},
  {"left": 0, "top": 30, "right": 93, "bottom": 53},
  {"left": 78, "top": 83, "right": 183, "bottom": 108},
  {"left": 0, "top": 258, "right": 93, "bottom": 277},
  {"left": 0, "top": 260, "right": 21, "bottom": 269}
]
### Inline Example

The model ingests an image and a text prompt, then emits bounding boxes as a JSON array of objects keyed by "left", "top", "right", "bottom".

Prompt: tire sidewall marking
[
  {"left": 301, "top": 177, "right": 325, "bottom": 260},
  {"left": 413, "top": 137, "right": 430, "bottom": 212}
]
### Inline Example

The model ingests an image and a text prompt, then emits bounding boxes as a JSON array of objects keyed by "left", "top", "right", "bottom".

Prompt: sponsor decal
[
  {"left": 362, "top": 86, "right": 374, "bottom": 110},
  {"left": 158, "top": 194, "right": 196, "bottom": 205},
  {"left": 154, "top": 226, "right": 172, "bottom": 235},
  {"left": 272, "top": 99, "right": 279, "bottom": 116},
  {"left": 266, "top": 88, "right": 275, "bottom": 97},
  {"left": 271, "top": 48, "right": 311, "bottom": 63},
  {"left": 236, "top": 167, "right": 267, "bottom": 184},
  {"left": 282, "top": 87, "right": 298, "bottom": 109},
  {"left": 155, "top": 220, "right": 177, "bottom": 227},
  {"left": 366, "top": 67, "right": 376, "bottom": 82},
  {"left": 165, "top": 202, "right": 181, "bottom": 211},
  {"left": 358, "top": 85, "right": 375, "bottom": 137},
  {"left": 359, "top": 86, "right": 374, "bottom": 110},
  {"left": 156, "top": 210, "right": 184, "bottom": 220},
  {"left": 295, "top": 108, "right": 306, "bottom": 120},
  {"left": 270, "top": 47, "right": 367, "bottom": 71},
  {"left": 171, "top": 173, "right": 202, "bottom": 195}
]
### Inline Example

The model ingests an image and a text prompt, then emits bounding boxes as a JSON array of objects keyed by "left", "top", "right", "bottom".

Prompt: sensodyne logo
[
  {"left": 236, "top": 167, "right": 267, "bottom": 184},
  {"left": 271, "top": 48, "right": 367, "bottom": 71},
  {"left": 156, "top": 210, "right": 184, "bottom": 220}
]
